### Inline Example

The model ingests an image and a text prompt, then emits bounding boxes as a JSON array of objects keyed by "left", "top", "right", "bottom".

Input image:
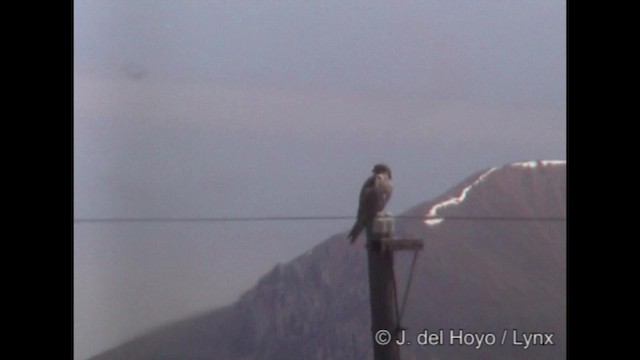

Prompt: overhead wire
[{"left": 73, "top": 215, "right": 566, "bottom": 223}]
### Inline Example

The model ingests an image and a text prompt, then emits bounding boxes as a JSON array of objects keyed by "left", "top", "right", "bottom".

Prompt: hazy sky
[{"left": 74, "top": 1, "right": 565, "bottom": 358}]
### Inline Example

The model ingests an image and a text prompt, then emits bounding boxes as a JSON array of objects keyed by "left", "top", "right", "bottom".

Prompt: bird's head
[{"left": 372, "top": 163, "right": 392, "bottom": 179}]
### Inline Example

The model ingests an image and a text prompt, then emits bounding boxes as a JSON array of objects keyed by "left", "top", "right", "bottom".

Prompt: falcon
[{"left": 348, "top": 163, "right": 393, "bottom": 243}]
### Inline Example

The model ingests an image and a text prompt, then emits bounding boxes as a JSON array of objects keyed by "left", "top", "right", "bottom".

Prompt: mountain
[{"left": 91, "top": 160, "right": 566, "bottom": 360}]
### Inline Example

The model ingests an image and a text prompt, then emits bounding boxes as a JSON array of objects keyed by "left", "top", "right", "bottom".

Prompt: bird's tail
[{"left": 348, "top": 220, "right": 364, "bottom": 244}]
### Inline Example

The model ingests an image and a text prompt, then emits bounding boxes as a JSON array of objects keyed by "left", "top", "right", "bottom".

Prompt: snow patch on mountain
[
  {"left": 512, "top": 160, "right": 538, "bottom": 168},
  {"left": 424, "top": 160, "right": 566, "bottom": 226},
  {"left": 512, "top": 160, "right": 566, "bottom": 168},
  {"left": 541, "top": 160, "right": 566, "bottom": 166},
  {"left": 425, "top": 167, "right": 498, "bottom": 226}
]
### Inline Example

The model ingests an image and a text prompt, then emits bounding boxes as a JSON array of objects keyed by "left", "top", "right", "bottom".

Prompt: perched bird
[{"left": 348, "top": 163, "right": 393, "bottom": 243}]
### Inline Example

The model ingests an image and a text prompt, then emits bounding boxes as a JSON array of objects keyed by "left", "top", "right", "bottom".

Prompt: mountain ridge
[{"left": 92, "top": 160, "right": 566, "bottom": 360}]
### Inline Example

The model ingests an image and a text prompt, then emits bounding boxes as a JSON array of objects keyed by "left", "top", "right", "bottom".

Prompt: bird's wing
[{"left": 357, "top": 175, "right": 379, "bottom": 220}]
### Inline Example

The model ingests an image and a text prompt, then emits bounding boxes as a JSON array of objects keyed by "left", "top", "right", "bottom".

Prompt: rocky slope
[{"left": 92, "top": 160, "right": 566, "bottom": 360}]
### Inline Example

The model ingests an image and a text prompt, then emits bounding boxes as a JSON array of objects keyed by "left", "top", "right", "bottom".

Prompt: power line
[
  {"left": 73, "top": 216, "right": 353, "bottom": 223},
  {"left": 73, "top": 215, "right": 566, "bottom": 224}
]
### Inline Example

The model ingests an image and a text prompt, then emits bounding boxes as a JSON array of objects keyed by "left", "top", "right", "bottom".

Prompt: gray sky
[{"left": 74, "top": 1, "right": 565, "bottom": 359}]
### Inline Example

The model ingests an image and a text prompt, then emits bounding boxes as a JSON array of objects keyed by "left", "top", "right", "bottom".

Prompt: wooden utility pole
[{"left": 366, "top": 214, "right": 423, "bottom": 360}]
